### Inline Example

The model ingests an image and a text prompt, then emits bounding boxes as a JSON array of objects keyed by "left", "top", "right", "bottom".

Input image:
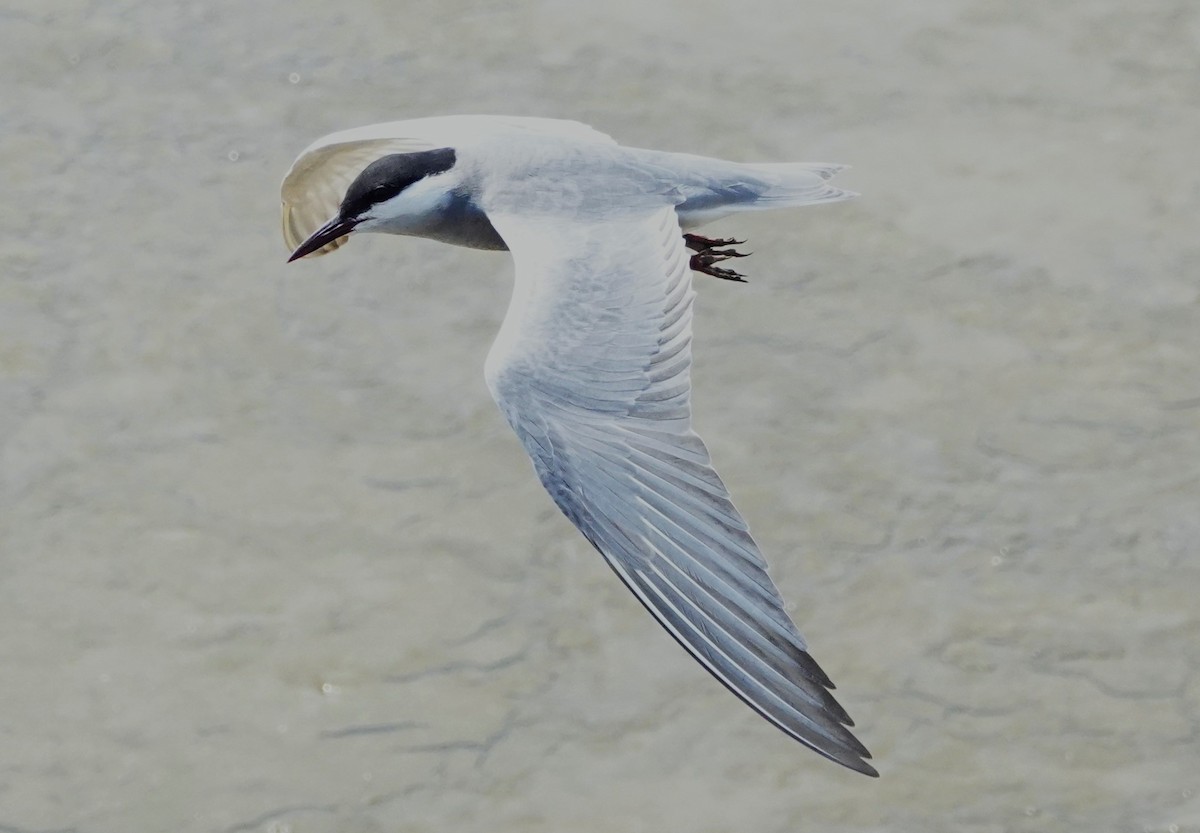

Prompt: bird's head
[{"left": 287, "top": 147, "right": 458, "bottom": 262}]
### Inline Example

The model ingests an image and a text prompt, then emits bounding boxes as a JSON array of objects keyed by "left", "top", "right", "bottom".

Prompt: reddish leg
[{"left": 683, "top": 234, "right": 751, "bottom": 282}]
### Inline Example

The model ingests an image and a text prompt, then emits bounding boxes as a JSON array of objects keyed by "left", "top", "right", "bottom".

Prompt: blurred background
[{"left": 2, "top": 1, "right": 1198, "bottom": 831}]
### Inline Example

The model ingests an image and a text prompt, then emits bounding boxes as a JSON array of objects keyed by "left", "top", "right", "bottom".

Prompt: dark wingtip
[{"left": 834, "top": 743, "right": 878, "bottom": 777}]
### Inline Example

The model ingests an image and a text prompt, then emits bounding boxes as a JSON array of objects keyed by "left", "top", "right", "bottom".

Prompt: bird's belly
[{"left": 675, "top": 203, "right": 735, "bottom": 231}]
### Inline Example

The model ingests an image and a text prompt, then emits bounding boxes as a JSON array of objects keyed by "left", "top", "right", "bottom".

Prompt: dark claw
[
  {"left": 689, "top": 252, "right": 748, "bottom": 282},
  {"left": 683, "top": 233, "right": 751, "bottom": 282}
]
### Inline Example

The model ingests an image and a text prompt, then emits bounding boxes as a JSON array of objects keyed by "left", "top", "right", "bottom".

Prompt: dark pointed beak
[{"left": 287, "top": 215, "right": 359, "bottom": 262}]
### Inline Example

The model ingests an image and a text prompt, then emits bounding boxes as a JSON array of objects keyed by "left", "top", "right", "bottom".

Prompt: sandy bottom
[{"left": 2, "top": 1, "right": 1198, "bottom": 831}]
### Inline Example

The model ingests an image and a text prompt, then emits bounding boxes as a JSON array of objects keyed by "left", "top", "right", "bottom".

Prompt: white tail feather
[{"left": 741, "top": 162, "right": 858, "bottom": 207}]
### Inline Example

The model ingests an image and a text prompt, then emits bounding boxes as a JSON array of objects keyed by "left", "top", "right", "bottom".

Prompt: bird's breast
[{"left": 416, "top": 191, "right": 508, "bottom": 251}]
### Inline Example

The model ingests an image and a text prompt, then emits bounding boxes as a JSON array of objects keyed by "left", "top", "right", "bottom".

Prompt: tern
[{"left": 281, "top": 115, "right": 875, "bottom": 776}]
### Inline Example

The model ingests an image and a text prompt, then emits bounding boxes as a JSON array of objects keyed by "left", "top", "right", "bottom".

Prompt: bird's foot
[
  {"left": 684, "top": 234, "right": 746, "bottom": 252},
  {"left": 683, "top": 234, "right": 750, "bottom": 283}
]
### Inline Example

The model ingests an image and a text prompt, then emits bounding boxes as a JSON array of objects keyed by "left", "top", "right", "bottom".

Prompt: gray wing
[{"left": 484, "top": 206, "right": 875, "bottom": 775}]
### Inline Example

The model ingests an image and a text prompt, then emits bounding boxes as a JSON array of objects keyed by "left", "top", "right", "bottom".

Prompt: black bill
[{"left": 287, "top": 215, "right": 358, "bottom": 262}]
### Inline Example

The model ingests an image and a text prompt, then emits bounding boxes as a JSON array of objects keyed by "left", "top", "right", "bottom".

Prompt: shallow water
[{"left": 2, "top": 1, "right": 1198, "bottom": 831}]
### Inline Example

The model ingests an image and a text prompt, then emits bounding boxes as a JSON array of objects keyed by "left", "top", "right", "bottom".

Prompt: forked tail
[
  {"left": 738, "top": 161, "right": 857, "bottom": 207},
  {"left": 668, "top": 153, "right": 857, "bottom": 229}
]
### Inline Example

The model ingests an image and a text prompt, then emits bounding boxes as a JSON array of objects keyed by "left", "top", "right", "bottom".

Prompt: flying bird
[{"left": 281, "top": 115, "right": 875, "bottom": 776}]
